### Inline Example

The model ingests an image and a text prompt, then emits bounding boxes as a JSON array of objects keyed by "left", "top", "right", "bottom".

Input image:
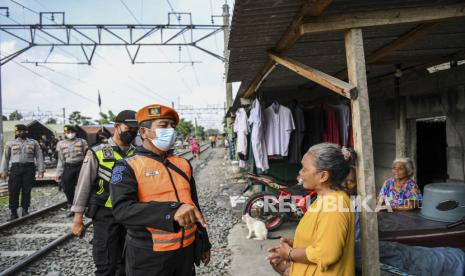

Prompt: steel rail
[
  {"left": 0, "top": 200, "right": 68, "bottom": 231},
  {"left": 0, "top": 144, "right": 210, "bottom": 275},
  {"left": 0, "top": 221, "right": 93, "bottom": 276}
]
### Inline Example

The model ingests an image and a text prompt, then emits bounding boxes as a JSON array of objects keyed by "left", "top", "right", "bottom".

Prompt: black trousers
[
  {"left": 61, "top": 162, "right": 83, "bottom": 205},
  {"left": 8, "top": 163, "right": 35, "bottom": 211},
  {"left": 93, "top": 206, "right": 126, "bottom": 276},
  {"left": 125, "top": 241, "right": 195, "bottom": 276}
]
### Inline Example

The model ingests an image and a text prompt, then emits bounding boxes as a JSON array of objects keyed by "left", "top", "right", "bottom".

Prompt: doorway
[{"left": 416, "top": 117, "right": 448, "bottom": 190}]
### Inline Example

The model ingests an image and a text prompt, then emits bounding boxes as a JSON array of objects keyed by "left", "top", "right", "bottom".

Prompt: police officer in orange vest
[{"left": 110, "top": 104, "right": 211, "bottom": 276}]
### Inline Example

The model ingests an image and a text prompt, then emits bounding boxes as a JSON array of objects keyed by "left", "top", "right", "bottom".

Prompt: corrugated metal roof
[{"left": 227, "top": 0, "right": 465, "bottom": 102}]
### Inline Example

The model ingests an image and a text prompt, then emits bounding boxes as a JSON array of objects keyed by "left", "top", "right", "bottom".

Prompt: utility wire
[
  {"left": 128, "top": 76, "right": 173, "bottom": 102},
  {"left": 3, "top": 55, "right": 101, "bottom": 106},
  {"left": 0, "top": 14, "right": 98, "bottom": 69},
  {"left": 117, "top": 0, "right": 194, "bottom": 94},
  {"left": 209, "top": 0, "right": 220, "bottom": 54},
  {"left": 5, "top": 1, "right": 196, "bottom": 107},
  {"left": 166, "top": 0, "right": 201, "bottom": 86},
  {"left": 8, "top": 1, "right": 103, "bottom": 73},
  {"left": 119, "top": 0, "right": 141, "bottom": 24},
  {"left": 3, "top": 2, "right": 164, "bottom": 113}
]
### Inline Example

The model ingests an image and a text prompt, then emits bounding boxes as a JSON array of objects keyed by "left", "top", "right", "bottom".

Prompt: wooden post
[
  {"left": 395, "top": 74, "right": 408, "bottom": 158},
  {"left": 345, "top": 29, "right": 380, "bottom": 276}
]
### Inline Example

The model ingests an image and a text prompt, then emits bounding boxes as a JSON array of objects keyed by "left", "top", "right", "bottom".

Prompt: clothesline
[{"left": 232, "top": 98, "right": 353, "bottom": 171}]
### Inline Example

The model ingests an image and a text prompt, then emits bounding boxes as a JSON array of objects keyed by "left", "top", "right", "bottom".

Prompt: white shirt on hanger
[
  {"left": 233, "top": 107, "right": 249, "bottom": 168},
  {"left": 248, "top": 99, "right": 269, "bottom": 171},
  {"left": 264, "top": 102, "right": 295, "bottom": 157}
]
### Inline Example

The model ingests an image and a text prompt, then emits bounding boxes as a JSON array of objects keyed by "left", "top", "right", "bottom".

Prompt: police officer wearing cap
[
  {"left": 110, "top": 104, "right": 211, "bottom": 276},
  {"left": 0, "top": 124, "right": 45, "bottom": 220},
  {"left": 55, "top": 125, "right": 88, "bottom": 215},
  {"left": 71, "top": 110, "right": 139, "bottom": 276}
]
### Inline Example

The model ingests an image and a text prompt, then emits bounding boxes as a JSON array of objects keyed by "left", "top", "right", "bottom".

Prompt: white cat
[{"left": 242, "top": 214, "right": 268, "bottom": 240}]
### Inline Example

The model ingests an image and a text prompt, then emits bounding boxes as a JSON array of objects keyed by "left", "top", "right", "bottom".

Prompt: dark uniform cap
[
  {"left": 136, "top": 104, "right": 179, "bottom": 124},
  {"left": 96, "top": 129, "right": 110, "bottom": 139},
  {"left": 64, "top": 125, "right": 78, "bottom": 132},
  {"left": 15, "top": 124, "right": 28, "bottom": 131},
  {"left": 115, "top": 110, "right": 138, "bottom": 127}
]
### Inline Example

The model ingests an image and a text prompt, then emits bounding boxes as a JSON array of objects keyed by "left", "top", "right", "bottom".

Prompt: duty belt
[
  {"left": 11, "top": 162, "right": 34, "bottom": 167},
  {"left": 65, "top": 161, "right": 83, "bottom": 168}
]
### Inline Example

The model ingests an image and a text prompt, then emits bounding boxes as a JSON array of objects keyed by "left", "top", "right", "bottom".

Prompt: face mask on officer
[
  {"left": 117, "top": 125, "right": 138, "bottom": 145},
  {"left": 66, "top": 132, "right": 76, "bottom": 140},
  {"left": 142, "top": 120, "right": 177, "bottom": 152},
  {"left": 151, "top": 128, "right": 177, "bottom": 151},
  {"left": 17, "top": 131, "right": 27, "bottom": 139}
]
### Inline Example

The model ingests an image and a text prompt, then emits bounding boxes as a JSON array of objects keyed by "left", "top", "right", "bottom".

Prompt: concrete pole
[
  {"left": 0, "top": 44, "right": 4, "bottom": 158},
  {"left": 396, "top": 97, "right": 408, "bottom": 157},
  {"left": 223, "top": 2, "right": 233, "bottom": 109},
  {"left": 394, "top": 70, "right": 408, "bottom": 157},
  {"left": 222, "top": 2, "right": 234, "bottom": 136}
]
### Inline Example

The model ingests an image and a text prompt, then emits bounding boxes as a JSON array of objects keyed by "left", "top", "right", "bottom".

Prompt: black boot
[
  {"left": 66, "top": 204, "right": 74, "bottom": 217},
  {"left": 22, "top": 208, "right": 29, "bottom": 216},
  {"left": 9, "top": 210, "right": 18, "bottom": 221}
]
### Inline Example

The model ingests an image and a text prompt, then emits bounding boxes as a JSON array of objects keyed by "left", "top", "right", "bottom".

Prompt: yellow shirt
[{"left": 291, "top": 191, "right": 355, "bottom": 276}]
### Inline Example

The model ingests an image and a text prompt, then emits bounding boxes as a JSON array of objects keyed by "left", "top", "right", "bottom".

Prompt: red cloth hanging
[{"left": 321, "top": 104, "right": 340, "bottom": 144}]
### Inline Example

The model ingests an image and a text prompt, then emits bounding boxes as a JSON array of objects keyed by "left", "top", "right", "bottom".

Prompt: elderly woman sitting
[
  {"left": 377, "top": 157, "right": 422, "bottom": 211},
  {"left": 267, "top": 143, "right": 355, "bottom": 276}
]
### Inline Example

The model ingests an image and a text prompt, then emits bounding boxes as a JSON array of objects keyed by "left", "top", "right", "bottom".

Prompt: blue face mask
[{"left": 151, "top": 128, "right": 177, "bottom": 151}]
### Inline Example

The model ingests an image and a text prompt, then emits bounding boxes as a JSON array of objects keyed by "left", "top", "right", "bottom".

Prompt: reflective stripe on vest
[
  {"left": 126, "top": 154, "right": 197, "bottom": 252},
  {"left": 94, "top": 147, "right": 125, "bottom": 208}
]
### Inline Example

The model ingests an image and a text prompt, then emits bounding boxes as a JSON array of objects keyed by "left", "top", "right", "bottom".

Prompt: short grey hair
[
  {"left": 393, "top": 157, "right": 414, "bottom": 177},
  {"left": 305, "top": 143, "right": 350, "bottom": 189}
]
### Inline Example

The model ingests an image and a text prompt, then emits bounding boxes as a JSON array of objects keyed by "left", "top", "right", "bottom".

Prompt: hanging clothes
[
  {"left": 264, "top": 102, "right": 295, "bottom": 157},
  {"left": 288, "top": 103, "right": 306, "bottom": 163},
  {"left": 332, "top": 103, "right": 351, "bottom": 146},
  {"left": 248, "top": 99, "right": 269, "bottom": 171},
  {"left": 302, "top": 106, "right": 325, "bottom": 154},
  {"left": 321, "top": 104, "right": 340, "bottom": 144},
  {"left": 233, "top": 108, "right": 249, "bottom": 168},
  {"left": 348, "top": 126, "right": 354, "bottom": 147}
]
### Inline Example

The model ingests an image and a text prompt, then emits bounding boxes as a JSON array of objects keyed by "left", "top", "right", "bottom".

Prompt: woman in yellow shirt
[{"left": 267, "top": 143, "right": 355, "bottom": 276}]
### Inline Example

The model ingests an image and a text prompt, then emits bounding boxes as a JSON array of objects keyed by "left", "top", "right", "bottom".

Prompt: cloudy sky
[{"left": 0, "top": 0, "right": 239, "bottom": 130}]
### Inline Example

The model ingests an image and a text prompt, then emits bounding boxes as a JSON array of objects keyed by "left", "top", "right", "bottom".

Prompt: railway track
[{"left": 0, "top": 144, "right": 210, "bottom": 275}]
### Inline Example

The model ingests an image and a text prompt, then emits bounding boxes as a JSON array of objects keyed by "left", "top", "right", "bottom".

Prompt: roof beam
[
  {"left": 336, "top": 23, "right": 442, "bottom": 80},
  {"left": 366, "top": 23, "right": 439, "bottom": 64},
  {"left": 269, "top": 53, "right": 354, "bottom": 98},
  {"left": 242, "top": 0, "right": 333, "bottom": 98},
  {"left": 301, "top": 4, "right": 465, "bottom": 35}
]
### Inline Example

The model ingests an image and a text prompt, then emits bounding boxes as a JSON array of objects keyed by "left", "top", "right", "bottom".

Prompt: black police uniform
[{"left": 0, "top": 125, "right": 45, "bottom": 218}]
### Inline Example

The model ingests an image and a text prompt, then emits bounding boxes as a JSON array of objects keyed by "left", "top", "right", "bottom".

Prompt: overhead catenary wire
[
  {"left": 127, "top": 76, "right": 173, "bottom": 103},
  {"left": 166, "top": 0, "right": 201, "bottom": 86},
  {"left": 2, "top": 2, "right": 169, "bottom": 110},
  {"left": 11, "top": 0, "right": 182, "bottom": 102},
  {"left": 3, "top": 1, "right": 221, "bottom": 128},
  {"left": 119, "top": 0, "right": 141, "bottom": 25},
  {"left": 0, "top": 14, "right": 98, "bottom": 69},
  {"left": 209, "top": 0, "right": 220, "bottom": 54},
  {"left": 3, "top": 56, "right": 104, "bottom": 107},
  {"left": 117, "top": 0, "right": 195, "bottom": 95}
]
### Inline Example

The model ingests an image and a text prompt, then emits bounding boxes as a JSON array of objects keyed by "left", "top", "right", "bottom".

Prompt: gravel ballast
[{"left": 8, "top": 148, "right": 239, "bottom": 275}]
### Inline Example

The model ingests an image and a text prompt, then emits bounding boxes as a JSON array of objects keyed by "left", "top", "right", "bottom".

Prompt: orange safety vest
[{"left": 126, "top": 154, "right": 197, "bottom": 252}]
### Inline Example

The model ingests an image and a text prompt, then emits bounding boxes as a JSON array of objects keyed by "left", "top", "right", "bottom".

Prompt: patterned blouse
[{"left": 378, "top": 178, "right": 422, "bottom": 207}]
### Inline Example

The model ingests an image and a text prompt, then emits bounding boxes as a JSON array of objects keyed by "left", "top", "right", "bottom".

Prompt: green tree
[
  {"left": 194, "top": 125, "right": 205, "bottom": 139},
  {"left": 46, "top": 117, "right": 57, "bottom": 124},
  {"left": 9, "top": 110, "right": 23, "bottom": 121},
  {"left": 96, "top": 110, "right": 116, "bottom": 124},
  {"left": 69, "top": 111, "right": 93, "bottom": 125},
  {"left": 2, "top": 115, "right": 7, "bottom": 121},
  {"left": 176, "top": 118, "right": 194, "bottom": 138}
]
